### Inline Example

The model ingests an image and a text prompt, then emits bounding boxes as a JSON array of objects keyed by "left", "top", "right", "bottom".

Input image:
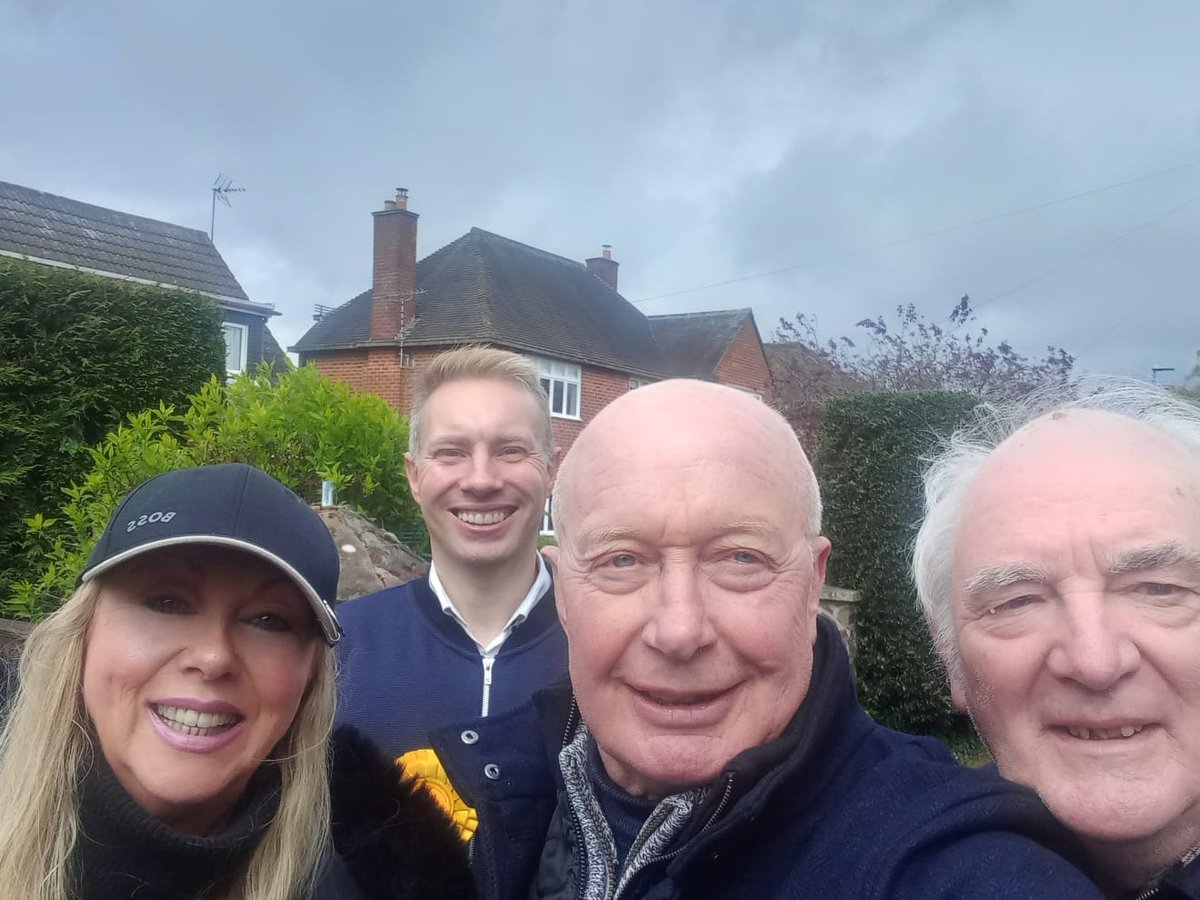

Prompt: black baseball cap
[{"left": 80, "top": 463, "right": 342, "bottom": 644}]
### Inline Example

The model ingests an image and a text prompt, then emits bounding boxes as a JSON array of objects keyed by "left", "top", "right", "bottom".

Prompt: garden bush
[
  {"left": 0, "top": 257, "right": 225, "bottom": 595},
  {"left": 815, "top": 390, "right": 977, "bottom": 735},
  {"left": 8, "top": 363, "right": 423, "bottom": 620}
]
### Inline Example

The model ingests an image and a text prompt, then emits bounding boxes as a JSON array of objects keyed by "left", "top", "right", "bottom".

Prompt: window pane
[
  {"left": 223, "top": 324, "right": 244, "bottom": 372},
  {"left": 552, "top": 380, "right": 564, "bottom": 413},
  {"left": 566, "top": 382, "right": 578, "bottom": 416}
]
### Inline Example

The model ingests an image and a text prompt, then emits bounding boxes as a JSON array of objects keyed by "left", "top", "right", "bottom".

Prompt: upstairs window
[
  {"left": 222, "top": 322, "right": 248, "bottom": 375},
  {"left": 535, "top": 357, "right": 581, "bottom": 419}
]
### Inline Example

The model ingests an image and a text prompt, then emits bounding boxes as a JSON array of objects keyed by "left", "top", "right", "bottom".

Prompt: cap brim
[{"left": 80, "top": 535, "right": 342, "bottom": 645}]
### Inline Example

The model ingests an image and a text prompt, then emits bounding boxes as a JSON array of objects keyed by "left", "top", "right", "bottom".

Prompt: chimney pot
[
  {"left": 396, "top": 187, "right": 409, "bottom": 210},
  {"left": 602, "top": 244, "right": 612, "bottom": 260}
]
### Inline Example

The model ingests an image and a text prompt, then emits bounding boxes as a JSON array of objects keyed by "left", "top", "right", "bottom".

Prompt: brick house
[
  {"left": 291, "top": 190, "right": 773, "bottom": 460},
  {"left": 0, "top": 180, "right": 286, "bottom": 376}
]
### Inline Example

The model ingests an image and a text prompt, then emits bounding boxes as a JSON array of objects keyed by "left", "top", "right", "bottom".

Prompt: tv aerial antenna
[{"left": 210, "top": 173, "right": 246, "bottom": 241}]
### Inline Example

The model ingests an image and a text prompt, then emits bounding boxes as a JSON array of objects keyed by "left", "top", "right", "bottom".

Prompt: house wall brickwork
[
  {"left": 714, "top": 319, "right": 773, "bottom": 401},
  {"left": 546, "top": 365, "right": 633, "bottom": 454},
  {"left": 307, "top": 346, "right": 442, "bottom": 415}
]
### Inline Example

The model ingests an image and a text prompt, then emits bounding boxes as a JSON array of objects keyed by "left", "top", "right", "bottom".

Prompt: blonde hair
[
  {"left": 0, "top": 578, "right": 335, "bottom": 900},
  {"left": 409, "top": 345, "right": 554, "bottom": 460}
]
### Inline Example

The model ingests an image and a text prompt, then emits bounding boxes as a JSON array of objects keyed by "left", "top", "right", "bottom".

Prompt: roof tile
[{"left": 0, "top": 180, "right": 249, "bottom": 301}]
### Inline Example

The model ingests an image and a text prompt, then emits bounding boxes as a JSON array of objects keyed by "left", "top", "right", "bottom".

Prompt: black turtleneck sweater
[{"left": 73, "top": 753, "right": 281, "bottom": 900}]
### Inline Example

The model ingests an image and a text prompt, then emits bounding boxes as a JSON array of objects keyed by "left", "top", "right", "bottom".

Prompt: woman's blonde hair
[{"left": 0, "top": 576, "right": 335, "bottom": 900}]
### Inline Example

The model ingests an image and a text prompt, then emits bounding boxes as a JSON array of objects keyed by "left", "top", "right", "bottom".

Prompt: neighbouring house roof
[
  {"left": 260, "top": 326, "right": 290, "bottom": 370},
  {"left": 648, "top": 308, "right": 760, "bottom": 379},
  {"left": 292, "top": 227, "right": 663, "bottom": 377},
  {"left": 764, "top": 341, "right": 866, "bottom": 397},
  {"left": 0, "top": 180, "right": 261, "bottom": 308}
]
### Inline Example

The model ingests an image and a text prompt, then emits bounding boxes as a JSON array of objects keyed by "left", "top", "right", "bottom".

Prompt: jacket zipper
[
  {"left": 613, "top": 805, "right": 674, "bottom": 900},
  {"left": 558, "top": 699, "right": 592, "bottom": 899},
  {"left": 480, "top": 656, "right": 495, "bottom": 716},
  {"left": 613, "top": 774, "right": 736, "bottom": 900}
]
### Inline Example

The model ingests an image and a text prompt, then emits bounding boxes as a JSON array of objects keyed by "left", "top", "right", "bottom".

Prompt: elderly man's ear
[
  {"left": 924, "top": 621, "right": 971, "bottom": 713},
  {"left": 949, "top": 673, "right": 970, "bottom": 713},
  {"left": 809, "top": 536, "right": 832, "bottom": 610},
  {"left": 542, "top": 544, "right": 559, "bottom": 574}
]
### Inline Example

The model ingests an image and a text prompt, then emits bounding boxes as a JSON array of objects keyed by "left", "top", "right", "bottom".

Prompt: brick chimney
[
  {"left": 370, "top": 188, "right": 419, "bottom": 342},
  {"left": 585, "top": 244, "right": 619, "bottom": 292}
]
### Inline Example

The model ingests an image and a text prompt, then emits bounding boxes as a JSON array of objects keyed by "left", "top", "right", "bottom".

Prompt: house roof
[
  {"left": 0, "top": 180, "right": 255, "bottom": 305},
  {"left": 763, "top": 341, "right": 866, "bottom": 396},
  {"left": 261, "top": 326, "right": 290, "bottom": 370},
  {"left": 292, "top": 227, "right": 662, "bottom": 377},
  {"left": 647, "top": 308, "right": 759, "bottom": 379}
]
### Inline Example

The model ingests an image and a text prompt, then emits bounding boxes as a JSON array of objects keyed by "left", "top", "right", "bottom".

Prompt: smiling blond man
[
  {"left": 432, "top": 379, "right": 1101, "bottom": 899},
  {"left": 916, "top": 378, "right": 1200, "bottom": 898},
  {"left": 336, "top": 347, "right": 568, "bottom": 759}
]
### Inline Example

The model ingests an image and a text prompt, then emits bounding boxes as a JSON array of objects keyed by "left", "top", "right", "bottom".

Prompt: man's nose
[
  {"left": 642, "top": 564, "right": 717, "bottom": 662},
  {"left": 460, "top": 448, "right": 503, "bottom": 492},
  {"left": 1045, "top": 595, "right": 1140, "bottom": 690}
]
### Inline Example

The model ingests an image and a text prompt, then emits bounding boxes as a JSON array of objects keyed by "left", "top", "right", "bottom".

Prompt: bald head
[{"left": 552, "top": 380, "right": 820, "bottom": 543}]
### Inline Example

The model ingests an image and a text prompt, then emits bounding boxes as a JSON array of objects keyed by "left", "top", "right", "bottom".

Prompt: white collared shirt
[{"left": 428, "top": 555, "right": 552, "bottom": 657}]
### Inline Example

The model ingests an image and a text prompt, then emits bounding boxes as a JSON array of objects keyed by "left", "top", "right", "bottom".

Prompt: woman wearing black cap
[{"left": 0, "top": 464, "right": 473, "bottom": 900}]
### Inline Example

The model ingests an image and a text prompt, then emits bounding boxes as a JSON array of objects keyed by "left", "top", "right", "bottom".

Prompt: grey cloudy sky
[{"left": 3, "top": 0, "right": 1198, "bottom": 382}]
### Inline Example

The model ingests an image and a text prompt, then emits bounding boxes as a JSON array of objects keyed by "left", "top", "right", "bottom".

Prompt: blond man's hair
[{"left": 409, "top": 345, "right": 553, "bottom": 460}]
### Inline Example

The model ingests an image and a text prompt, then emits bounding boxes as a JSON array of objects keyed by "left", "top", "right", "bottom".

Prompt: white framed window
[
  {"left": 541, "top": 497, "right": 555, "bottom": 535},
  {"left": 222, "top": 321, "right": 249, "bottom": 375},
  {"left": 535, "top": 357, "right": 581, "bottom": 419},
  {"left": 629, "top": 377, "right": 652, "bottom": 390}
]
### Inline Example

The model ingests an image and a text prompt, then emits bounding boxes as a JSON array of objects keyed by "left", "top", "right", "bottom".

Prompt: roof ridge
[
  {"left": 647, "top": 307, "right": 752, "bottom": 321},
  {"left": 468, "top": 226, "right": 584, "bottom": 269}
]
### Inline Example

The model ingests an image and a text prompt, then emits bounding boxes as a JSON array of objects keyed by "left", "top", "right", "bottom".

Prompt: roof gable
[
  {"left": 648, "top": 308, "right": 758, "bottom": 379},
  {"left": 0, "top": 180, "right": 251, "bottom": 302}
]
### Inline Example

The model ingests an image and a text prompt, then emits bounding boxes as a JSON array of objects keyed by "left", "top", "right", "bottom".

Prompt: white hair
[{"left": 913, "top": 375, "right": 1200, "bottom": 683}]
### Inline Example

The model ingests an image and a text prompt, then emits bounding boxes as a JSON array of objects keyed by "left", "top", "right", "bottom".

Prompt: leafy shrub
[
  {"left": 816, "top": 390, "right": 977, "bottom": 735},
  {"left": 8, "top": 364, "right": 423, "bottom": 620},
  {"left": 0, "top": 257, "right": 225, "bottom": 594}
]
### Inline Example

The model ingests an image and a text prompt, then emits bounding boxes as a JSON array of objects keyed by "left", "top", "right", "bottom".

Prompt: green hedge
[
  {"left": 8, "top": 364, "right": 425, "bottom": 620},
  {"left": 815, "top": 390, "right": 977, "bottom": 735},
  {"left": 0, "top": 257, "right": 225, "bottom": 593}
]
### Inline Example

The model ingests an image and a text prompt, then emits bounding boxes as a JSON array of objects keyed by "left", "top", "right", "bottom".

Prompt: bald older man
[
  {"left": 916, "top": 380, "right": 1200, "bottom": 899},
  {"left": 434, "top": 379, "right": 1100, "bottom": 900}
]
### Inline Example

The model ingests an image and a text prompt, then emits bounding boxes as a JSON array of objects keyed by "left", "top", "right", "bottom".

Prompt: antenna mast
[{"left": 210, "top": 173, "right": 247, "bottom": 240}]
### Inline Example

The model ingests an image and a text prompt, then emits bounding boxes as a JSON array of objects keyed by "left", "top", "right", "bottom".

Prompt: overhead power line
[
  {"left": 630, "top": 155, "right": 1200, "bottom": 305},
  {"left": 973, "top": 193, "right": 1200, "bottom": 312}
]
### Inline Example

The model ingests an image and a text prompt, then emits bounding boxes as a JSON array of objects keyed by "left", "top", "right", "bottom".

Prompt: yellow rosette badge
[{"left": 397, "top": 748, "right": 479, "bottom": 842}]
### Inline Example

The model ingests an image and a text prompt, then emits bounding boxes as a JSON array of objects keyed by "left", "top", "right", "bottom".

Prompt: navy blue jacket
[
  {"left": 335, "top": 574, "right": 568, "bottom": 759},
  {"left": 433, "top": 616, "right": 1103, "bottom": 900},
  {"left": 1146, "top": 856, "right": 1200, "bottom": 898}
]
